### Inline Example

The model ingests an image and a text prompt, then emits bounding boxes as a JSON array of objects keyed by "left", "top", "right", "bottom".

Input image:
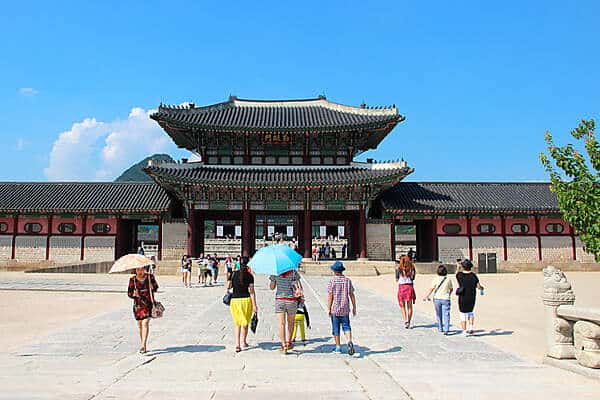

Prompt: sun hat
[
  {"left": 330, "top": 261, "right": 345, "bottom": 272},
  {"left": 460, "top": 259, "right": 473, "bottom": 269}
]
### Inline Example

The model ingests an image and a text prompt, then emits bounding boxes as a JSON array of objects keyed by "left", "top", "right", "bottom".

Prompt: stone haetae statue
[{"left": 542, "top": 266, "right": 576, "bottom": 359}]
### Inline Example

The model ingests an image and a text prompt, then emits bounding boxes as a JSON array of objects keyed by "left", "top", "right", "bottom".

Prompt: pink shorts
[{"left": 397, "top": 284, "right": 416, "bottom": 304}]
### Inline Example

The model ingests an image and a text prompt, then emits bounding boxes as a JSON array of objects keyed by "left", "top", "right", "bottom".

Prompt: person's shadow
[
  {"left": 470, "top": 329, "right": 514, "bottom": 337},
  {"left": 299, "top": 343, "right": 403, "bottom": 357},
  {"left": 149, "top": 345, "right": 226, "bottom": 355}
]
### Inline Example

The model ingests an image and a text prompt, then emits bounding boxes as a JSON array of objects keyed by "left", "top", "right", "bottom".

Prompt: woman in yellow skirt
[{"left": 228, "top": 256, "right": 258, "bottom": 352}]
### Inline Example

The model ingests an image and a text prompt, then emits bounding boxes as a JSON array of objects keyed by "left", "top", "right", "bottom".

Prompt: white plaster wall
[
  {"left": 366, "top": 223, "right": 392, "bottom": 260},
  {"left": 506, "top": 236, "right": 538, "bottom": 263},
  {"left": 0, "top": 235, "right": 12, "bottom": 260},
  {"left": 438, "top": 236, "right": 469, "bottom": 263},
  {"left": 15, "top": 236, "right": 46, "bottom": 261},
  {"left": 541, "top": 236, "right": 572, "bottom": 262},
  {"left": 84, "top": 236, "right": 115, "bottom": 261},
  {"left": 49, "top": 236, "right": 81, "bottom": 262}
]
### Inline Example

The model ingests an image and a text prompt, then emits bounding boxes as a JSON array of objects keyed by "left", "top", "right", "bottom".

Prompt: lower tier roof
[
  {"left": 381, "top": 182, "right": 559, "bottom": 213},
  {"left": 0, "top": 182, "right": 171, "bottom": 214},
  {"left": 144, "top": 162, "right": 413, "bottom": 188}
]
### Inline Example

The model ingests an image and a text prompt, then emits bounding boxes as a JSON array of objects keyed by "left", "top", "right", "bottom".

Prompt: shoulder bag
[
  {"left": 147, "top": 275, "right": 165, "bottom": 318},
  {"left": 432, "top": 276, "right": 447, "bottom": 298}
]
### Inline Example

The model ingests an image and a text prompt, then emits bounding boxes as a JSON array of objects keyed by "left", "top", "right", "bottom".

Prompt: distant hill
[{"left": 114, "top": 154, "right": 175, "bottom": 182}]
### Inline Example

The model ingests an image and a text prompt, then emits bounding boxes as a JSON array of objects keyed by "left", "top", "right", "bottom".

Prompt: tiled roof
[
  {"left": 145, "top": 162, "right": 413, "bottom": 189},
  {"left": 151, "top": 97, "right": 402, "bottom": 134},
  {"left": 381, "top": 182, "right": 559, "bottom": 213},
  {"left": 0, "top": 182, "right": 172, "bottom": 213}
]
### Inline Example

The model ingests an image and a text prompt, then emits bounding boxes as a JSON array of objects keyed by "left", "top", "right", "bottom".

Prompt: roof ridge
[{"left": 0, "top": 181, "right": 158, "bottom": 185}]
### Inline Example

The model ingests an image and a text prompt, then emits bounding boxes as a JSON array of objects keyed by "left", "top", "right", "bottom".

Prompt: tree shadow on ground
[{"left": 150, "top": 344, "right": 226, "bottom": 354}]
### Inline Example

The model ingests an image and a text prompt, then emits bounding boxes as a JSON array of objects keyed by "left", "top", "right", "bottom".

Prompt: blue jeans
[
  {"left": 331, "top": 314, "right": 351, "bottom": 337},
  {"left": 433, "top": 299, "right": 451, "bottom": 333}
]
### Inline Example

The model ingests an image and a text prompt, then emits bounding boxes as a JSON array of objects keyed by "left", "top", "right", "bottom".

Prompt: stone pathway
[{"left": 1, "top": 273, "right": 599, "bottom": 399}]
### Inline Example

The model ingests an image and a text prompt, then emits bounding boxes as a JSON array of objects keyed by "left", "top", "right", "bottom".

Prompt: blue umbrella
[{"left": 248, "top": 244, "right": 302, "bottom": 276}]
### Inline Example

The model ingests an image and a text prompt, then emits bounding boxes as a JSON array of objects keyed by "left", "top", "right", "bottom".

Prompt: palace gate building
[{"left": 0, "top": 96, "right": 596, "bottom": 271}]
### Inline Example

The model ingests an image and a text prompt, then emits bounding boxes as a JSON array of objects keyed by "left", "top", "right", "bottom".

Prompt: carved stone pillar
[{"left": 543, "top": 266, "right": 576, "bottom": 359}]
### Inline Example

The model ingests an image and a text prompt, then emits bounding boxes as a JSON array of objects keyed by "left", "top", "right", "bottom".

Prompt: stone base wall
[
  {"left": 366, "top": 223, "right": 391, "bottom": 260},
  {"left": 0, "top": 235, "right": 12, "bottom": 259},
  {"left": 84, "top": 236, "right": 115, "bottom": 261},
  {"left": 472, "top": 236, "right": 503, "bottom": 260},
  {"left": 541, "top": 236, "right": 572, "bottom": 262},
  {"left": 506, "top": 236, "right": 538, "bottom": 263},
  {"left": 438, "top": 237, "right": 469, "bottom": 263},
  {"left": 575, "top": 238, "right": 597, "bottom": 263},
  {"left": 162, "top": 220, "right": 187, "bottom": 260},
  {"left": 15, "top": 236, "right": 46, "bottom": 261},
  {"left": 49, "top": 236, "right": 81, "bottom": 262}
]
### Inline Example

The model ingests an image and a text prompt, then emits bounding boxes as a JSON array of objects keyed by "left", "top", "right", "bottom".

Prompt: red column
[
  {"left": 187, "top": 208, "right": 196, "bottom": 257},
  {"left": 466, "top": 215, "right": 473, "bottom": 261},
  {"left": 81, "top": 215, "right": 87, "bottom": 261},
  {"left": 535, "top": 215, "right": 542, "bottom": 261},
  {"left": 45, "top": 215, "right": 52, "bottom": 260},
  {"left": 242, "top": 207, "right": 256, "bottom": 257},
  {"left": 432, "top": 217, "right": 439, "bottom": 261},
  {"left": 303, "top": 209, "right": 312, "bottom": 259},
  {"left": 157, "top": 216, "right": 163, "bottom": 261},
  {"left": 570, "top": 225, "right": 577, "bottom": 261},
  {"left": 501, "top": 215, "right": 508, "bottom": 261},
  {"left": 358, "top": 205, "right": 367, "bottom": 259},
  {"left": 11, "top": 214, "right": 18, "bottom": 259},
  {"left": 390, "top": 219, "right": 396, "bottom": 261}
]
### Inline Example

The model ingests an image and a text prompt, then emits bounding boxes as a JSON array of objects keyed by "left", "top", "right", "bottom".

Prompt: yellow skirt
[{"left": 230, "top": 297, "right": 253, "bottom": 327}]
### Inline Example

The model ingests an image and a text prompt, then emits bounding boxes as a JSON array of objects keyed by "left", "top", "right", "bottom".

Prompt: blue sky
[{"left": 0, "top": 1, "right": 598, "bottom": 182}]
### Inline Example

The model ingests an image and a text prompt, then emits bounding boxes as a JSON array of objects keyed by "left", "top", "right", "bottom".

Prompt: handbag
[
  {"left": 456, "top": 287, "right": 465, "bottom": 296},
  {"left": 250, "top": 313, "right": 259, "bottom": 334},
  {"left": 147, "top": 275, "right": 164, "bottom": 319},
  {"left": 223, "top": 290, "right": 232, "bottom": 306}
]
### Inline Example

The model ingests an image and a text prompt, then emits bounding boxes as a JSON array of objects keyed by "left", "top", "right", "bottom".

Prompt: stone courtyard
[{"left": 1, "top": 272, "right": 600, "bottom": 399}]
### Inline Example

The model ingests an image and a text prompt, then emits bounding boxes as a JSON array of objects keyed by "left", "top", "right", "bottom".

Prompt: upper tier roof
[
  {"left": 0, "top": 182, "right": 172, "bottom": 213},
  {"left": 151, "top": 96, "right": 403, "bottom": 151},
  {"left": 145, "top": 161, "right": 413, "bottom": 189},
  {"left": 381, "top": 182, "right": 559, "bottom": 213}
]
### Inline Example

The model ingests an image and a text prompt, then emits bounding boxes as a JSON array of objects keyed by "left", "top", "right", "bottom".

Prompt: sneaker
[
  {"left": 331, "top": 347, "right": 342, "bottom": 354},
  {"left": 347, "top": 341, "right": 355, "bottom": 356}
]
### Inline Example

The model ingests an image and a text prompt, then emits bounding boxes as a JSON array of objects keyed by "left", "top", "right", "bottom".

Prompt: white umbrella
[{"left": 109, "top": 254, "right": 155, "bottom": 274}]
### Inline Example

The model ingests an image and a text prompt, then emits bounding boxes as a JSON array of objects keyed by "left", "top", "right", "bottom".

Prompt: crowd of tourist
[{"left": 127, "top": 251, "right": 484, "bottom": 355}]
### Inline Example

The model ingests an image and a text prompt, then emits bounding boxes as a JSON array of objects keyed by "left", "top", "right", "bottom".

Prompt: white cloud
[
  {"left": 18, "top": 87, "right": 39, "bottom": 96},
  {"left": 16, "top": 138, "right": 27, "bottom": 151},
  {"left": 44, "top": 107, "right": 179, "bottom": 181}
]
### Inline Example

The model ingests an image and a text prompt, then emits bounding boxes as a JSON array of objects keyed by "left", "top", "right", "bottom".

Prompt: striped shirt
[
  {"left": 327, "top": 275, "right": 354, "bottom": 316},
  {"left": 270, "top": 270, "right": 300, "bottom": 300}
]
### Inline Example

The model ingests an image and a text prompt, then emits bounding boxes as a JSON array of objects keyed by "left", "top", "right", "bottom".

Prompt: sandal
[
  {"left": 139, "top": 347, "right": 147, "bottom": 354},
  {"left": 287, "top": 341, "right": 294, "bottom": 350},
  {"left": 235, "top": 346, "right": 242, "bottom": 353},
  {"left": 280, "top": 345, "right": 288, "bottom": 354}
]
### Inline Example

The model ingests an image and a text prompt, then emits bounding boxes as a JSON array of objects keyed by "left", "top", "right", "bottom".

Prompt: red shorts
[{"left": 397, "top": 284, "right": 416, "bottom": 304}]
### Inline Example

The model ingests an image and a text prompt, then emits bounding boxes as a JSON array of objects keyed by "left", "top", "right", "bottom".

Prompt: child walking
[{"left": 327, "top": 261, "right": 357, "bottom": 355}]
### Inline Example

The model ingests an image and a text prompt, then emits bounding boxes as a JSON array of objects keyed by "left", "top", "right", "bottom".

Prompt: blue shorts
[{"left": 331, "top": 314, "right": 351, "bottom": 336}]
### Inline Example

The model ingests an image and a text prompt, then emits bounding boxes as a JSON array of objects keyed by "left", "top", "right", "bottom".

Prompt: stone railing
[{"left": 543, "top": 266, "right": 600, "bottom": 370}]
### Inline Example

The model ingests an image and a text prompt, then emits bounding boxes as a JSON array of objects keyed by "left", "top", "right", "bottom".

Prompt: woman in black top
[
  {"left": 227, "top": 257, "right": 258, "bottom": 352},
  {"left": 456, "top": 259, "right": 484, "bottom": 336}
]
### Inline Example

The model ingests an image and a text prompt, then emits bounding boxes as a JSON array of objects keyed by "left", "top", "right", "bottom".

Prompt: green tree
[{"left": 540, "top": 119, "right": 600, "bottom": 261}]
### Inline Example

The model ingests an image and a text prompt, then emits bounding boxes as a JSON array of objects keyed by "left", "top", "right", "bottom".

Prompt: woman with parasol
[{"left": 111, "top": 254, "right": 160, "bottom": 354}]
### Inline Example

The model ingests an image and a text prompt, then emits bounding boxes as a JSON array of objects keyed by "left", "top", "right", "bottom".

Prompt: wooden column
[
  {"left": 157, "top": 215, "right": 163, "bottom": 261},
  {"left": 242, "top": 207, "right": 252, "bottom": 257},
  {"left": 11, "top": 214, "right": 18, "bottom": 259},
  {"left": 358, "top": 205, "right": 367, "bottom": 259},
  {"left": 187, "top": 208, "right": 197, "bottom": 257},
  {"left": 535, "top": 215, "right": 542, "bottom": 261},
  {"left": 466, "top": 215, "right": 473, "bottom": 261},
  {"left": 303, "top": 209, "right": 312, "bottom": 259},
  {"left": 80, "top": 215, "right": 87, "bottom": 261},
  {"left": 45, "top": 215, "right": 52, "bottom": 260},
  {"left": 432, "top": 217, "right": 439, "bottom": 262},
  {"left": 501, "top": 215, "right": 508, "bottom": 261},
  {"left": 390, "top": 218, "right": 396, "bottom": 261}
]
